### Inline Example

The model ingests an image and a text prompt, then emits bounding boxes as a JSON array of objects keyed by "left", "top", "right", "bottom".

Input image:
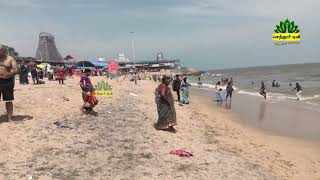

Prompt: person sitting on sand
[
  {"left": 260, "top": 81, "right": 267, "bottom": 100},
  {"left": 155, "top": 75, "right": 177, "bottom": 133},
  {"left": 80, "top": 69, "right": 98, "bottom": 112},
  {"left": 292, "top": 83, "right": 302, "bottom": 100},
  {"left": 0, "top": 48, "right": 18, "bottom": 121}
]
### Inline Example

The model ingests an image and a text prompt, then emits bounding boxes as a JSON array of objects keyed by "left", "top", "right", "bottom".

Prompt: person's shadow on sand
[{"left": 0, "top": 115, "right": 33, "bottom": 124}]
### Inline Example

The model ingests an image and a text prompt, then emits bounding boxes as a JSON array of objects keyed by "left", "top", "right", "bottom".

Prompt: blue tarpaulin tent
[{"left": 92, "top": 61, "right": 108, "bottom": 68}]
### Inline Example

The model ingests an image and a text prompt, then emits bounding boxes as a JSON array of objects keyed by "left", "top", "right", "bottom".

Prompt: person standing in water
[
  {"left": 215, "top": 81, "right": 223, "bottom": 102},
  {"left": 155, "top": 75, "right": 177, "bottom": 133},
  {"left": 225, "top": 81, "right": 234, "bottom": 101},
  {"left": 260, "top": 82, "right": 267, "bottom": 100},
  {"left": 292, "top": 83, "right": 302, "bottom": 100},
  {"left": 198, "top": 76, "right": 202, "bottom": 87}
]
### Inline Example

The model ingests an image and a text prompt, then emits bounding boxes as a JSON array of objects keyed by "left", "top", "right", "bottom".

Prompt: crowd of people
[
  {"left": 19, "top": 62, "right": 70, "bottom": 85},
  {"left": 214, "top": 78, "right": 234, "bottom": 102}
]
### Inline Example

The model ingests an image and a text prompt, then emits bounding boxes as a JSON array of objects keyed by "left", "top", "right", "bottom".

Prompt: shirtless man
[{"left": 0, "top": 48, "right": 18, "bottom": 121}]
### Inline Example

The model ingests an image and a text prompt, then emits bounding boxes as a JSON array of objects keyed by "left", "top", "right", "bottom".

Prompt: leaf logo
[
  {"left": 274, "top": 18, "right": 300, "bottom": 33},
  {"left": 95, "top": 81, "right": 112, "bottom": 91}
]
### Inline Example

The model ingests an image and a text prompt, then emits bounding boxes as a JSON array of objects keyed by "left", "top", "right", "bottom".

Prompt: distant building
[
  {"left": 118, "top": 53, "right": 129, "bottom": 62},
  {"left": 35, "top": 32, "right": 63, "bottom": 63},
  {"left": 118, "top": 52, "right": 180, "bottom": 72}
]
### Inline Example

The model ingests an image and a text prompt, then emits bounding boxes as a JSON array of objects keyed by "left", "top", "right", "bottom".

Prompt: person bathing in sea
[
  {"left": 198, "top": 76, "right": 203, "bottom": 87},
  {"left": 260, "top": 81, "right": 267, "bottom": 100},
  {"left": 215, "top": 81, "right": 223, "bottom": 102},
  {"left": 80, "top": 69, "right": 98, "bottom": 112},
  {"left": 225, "top": 81, "right": 234, "bottom": 101},
  {"left": 291, "top": 83, "right": 302, "bottom": 100}
]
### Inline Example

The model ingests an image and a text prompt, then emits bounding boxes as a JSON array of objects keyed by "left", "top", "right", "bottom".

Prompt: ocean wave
[
  {"left": 190, "top": 83, "right": 238, "bottom": 91},
  {"left": 211, "top": 74, "right": 222, "bottom": 77},
  {"left": 237, "top": 90, "right": 320, "bottom": 101}
]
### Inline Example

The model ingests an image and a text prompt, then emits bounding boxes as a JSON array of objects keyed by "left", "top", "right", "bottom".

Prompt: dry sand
[{"left": 0, "top": 76, "right": 319, "bottom": 180}]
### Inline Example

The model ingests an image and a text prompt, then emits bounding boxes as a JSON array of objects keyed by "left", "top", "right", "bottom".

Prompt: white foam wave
[
  {"left": 190, "top": 83, "right": 238, "bottom": 91},
  {"left": 237, "top": 90, "right": 320, "bottom": 101},
  {"left": 237, "top": 90, "right": 261, "bottom": 97}
]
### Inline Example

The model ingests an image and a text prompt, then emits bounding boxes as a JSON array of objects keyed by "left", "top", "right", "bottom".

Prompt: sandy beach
[{"left": 0, "top": 76, "right": 320, "bottom": 180}]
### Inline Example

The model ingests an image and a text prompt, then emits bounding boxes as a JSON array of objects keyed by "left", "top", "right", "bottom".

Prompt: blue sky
[{"left": 0, "top": 0, "right": 319, "bottom": 70}]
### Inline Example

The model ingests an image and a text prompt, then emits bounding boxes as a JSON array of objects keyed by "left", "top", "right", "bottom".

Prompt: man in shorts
[{"left": 0, "top": 48, "right": 18, "bottom": 121}]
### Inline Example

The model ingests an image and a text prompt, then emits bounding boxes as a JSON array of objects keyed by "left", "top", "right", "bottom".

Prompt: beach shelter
[
  {"left": 36, "top": 63, "right": 48, "bottom": 70},
  {"left": 76, "top": 61, "right": 95, "bottom": 68},
  {"left": 92, "top": 61, "right": 108, "bottom": 68},
  {"left": 64, "top": 55, "right": 74, "bottom": 60}
]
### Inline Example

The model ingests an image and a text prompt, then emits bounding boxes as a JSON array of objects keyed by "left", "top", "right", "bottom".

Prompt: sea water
[{"left": 188, "top": 63, "right": 320, "bottom": 112}]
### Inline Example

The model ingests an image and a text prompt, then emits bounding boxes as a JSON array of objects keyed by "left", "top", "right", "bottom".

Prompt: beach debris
[
  {"left": 170, "top": 150, "right": 193, "bottom": 158},
  {"left": 53, "top": 120, "right": 73, "bottom": 129},
  {"left": 27, "top": 175, "right": 33, "bottom": 180},
  {"left": 63, "top": 96, "right": 70, "bottom": 101},
  {"left": 129, "top": 92, "right": 138, "bottom": 97}
]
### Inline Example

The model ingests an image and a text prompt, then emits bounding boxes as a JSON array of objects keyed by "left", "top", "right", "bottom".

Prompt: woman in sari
[
  {"left": 57, "top": 65, "right": 66, "bottom": 84},
  {"left": 19, "top": 62, "right": 29, "bottom": 84},
  {"left": 155, "top": 75, "right": 177, "bottom": 132},
  {"left": 180, "top": 77, "right": 191, "bottom": 104}
]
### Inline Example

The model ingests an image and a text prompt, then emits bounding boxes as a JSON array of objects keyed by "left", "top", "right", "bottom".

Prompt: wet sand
[
  {"left": 0, "top": 77, "right": 319, "bottom": 179},
  {"left": 191, "top": 87, "right": 320, "bottom": 140}
]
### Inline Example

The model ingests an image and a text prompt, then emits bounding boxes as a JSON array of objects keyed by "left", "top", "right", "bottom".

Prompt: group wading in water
[
  {"left": 257, "top": 81, "right": 303, "bottom": 100},
  {"left": 214, "top": 78, "right": 235, "bottom": 102}
]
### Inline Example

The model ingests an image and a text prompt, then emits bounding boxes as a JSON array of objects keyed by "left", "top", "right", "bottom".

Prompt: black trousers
[{"left": 176, "top": 90, "right": 181, "bottom": 101}]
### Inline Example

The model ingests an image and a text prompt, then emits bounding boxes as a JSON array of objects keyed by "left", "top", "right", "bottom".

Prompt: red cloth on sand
[{"left": 170, "top": 150, "right": 193, "bottom": 158}]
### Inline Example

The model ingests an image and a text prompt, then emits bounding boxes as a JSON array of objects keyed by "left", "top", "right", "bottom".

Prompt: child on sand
[{"left": 80, "top": 69, "right": 98, "bottom": 112}]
